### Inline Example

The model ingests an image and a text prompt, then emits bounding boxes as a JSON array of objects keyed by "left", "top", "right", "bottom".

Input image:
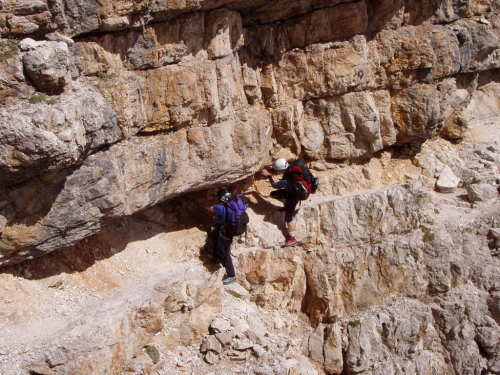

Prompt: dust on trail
[{"left": 0, "top": 215, "right": 210, "bottom": 374}]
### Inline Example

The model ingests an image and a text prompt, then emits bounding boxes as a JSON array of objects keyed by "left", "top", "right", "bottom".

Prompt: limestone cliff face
[{"left": 0, "top": 1, "right": 499, "bottom": 264}]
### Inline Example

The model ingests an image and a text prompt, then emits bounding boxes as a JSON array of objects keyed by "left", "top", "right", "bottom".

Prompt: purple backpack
[{"left": 224, "top": 194, "right": 250, "bottom": 237}]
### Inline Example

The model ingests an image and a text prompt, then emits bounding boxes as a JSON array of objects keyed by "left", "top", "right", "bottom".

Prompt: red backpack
[{"left": 288, "top": 166, "right": 312, "bottom": 200}]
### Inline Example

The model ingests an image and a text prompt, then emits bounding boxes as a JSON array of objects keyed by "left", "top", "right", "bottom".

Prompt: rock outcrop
[
  {"left": 1, "top": 0, "right": 500, "bottom": 264},
  {"left": 28, "top": 266, "right": 224, "bottom": 375},
  {"left": 0, "top": 1, "right": 499, "bottom": 375}
]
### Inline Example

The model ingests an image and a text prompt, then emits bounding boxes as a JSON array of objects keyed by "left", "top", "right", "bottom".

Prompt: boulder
[
  {"left": 0, "top": 86, "right": 121, "bottom": 186},
  {"left": 204, "top": 350, "right": 219, "bottom": 364},
  {"left": 215, "top": 330, "right": 236, "bottom": 346},
  {"left": 210, "top": 318, "right": 231, "bottom": 334},
  {"left": 23, "top": 41, "right": 70, "bottom": 94},
  {"left": 436, "top": 165, "right": 461, "bottom": 193},
  {"left": 467, "top": 183, "right": 499, "bottom": 202},
  {"left": 200, "top": 336, "right": 222, "bottom": 354}
]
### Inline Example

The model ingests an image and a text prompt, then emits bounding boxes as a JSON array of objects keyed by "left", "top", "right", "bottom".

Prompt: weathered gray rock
[
  {"left": 45, "top": 32, "right": 75, "bottom": 45},
  {"left": 252, "top": 344, "right": 267, "bottom": 358},
  {"left": 436, "top": 165, "right": 461, "bottom": 192},
  {"left": 313, "top": 181, "right": 430, "bottom": 247},
  {"left": 289, "top": 355, "right": 320, "bottom": 375},
  {"left": 246, "top": 314, "right": 268, "bottom": 346},
  {"left": 306, "top": 325, "right": 325, "bottom": 366},
  {"left": 490, "top": 228, "right": 500, "bottom": 249},
  {"left": 204, "top": 350, "right": 219, "bottom": 365},
  {"left": 210, "top": 318, "right": 231, "bottom": 334},
  {"left": 215, "top": 330, "right": 236, "bottom": 346},
  {"left": 23, "top": 41, "right": 70, "bottom": 93},
  {"left": 432, "top": 286, "right": 499, "bottom": 375},
  {"left": 0, "top": 86, "right": 121, "bottom": 186},
  {"left": 343, "top": 299, "right": 449, "bottom": 374},
  {"left": 200, "top": 335, "right": 222, "bottom": 354},
  {"left": 475, "top": 148, "right": 500, "bottom": 163},
  {"left": 233, "top": 338, "right": 254, "bottom": 351},
  {"left": 226, "top": 349, "right": 247, "bottom": 361},
  {"left": 467, "top": 183, "right": 499, "bottom": 202},
  {"left": 18, "top": 37, "right": 41, "bottom": 51}
]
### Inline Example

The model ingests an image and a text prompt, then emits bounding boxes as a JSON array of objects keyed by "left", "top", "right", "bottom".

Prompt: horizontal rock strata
[{"left": 1, "top": 0, "right": 500, "bottom": 263}]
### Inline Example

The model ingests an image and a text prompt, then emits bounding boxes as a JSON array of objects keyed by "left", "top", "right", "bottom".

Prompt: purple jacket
[{"left": 271, "top": 179, "right": 289, "bottom": 189}]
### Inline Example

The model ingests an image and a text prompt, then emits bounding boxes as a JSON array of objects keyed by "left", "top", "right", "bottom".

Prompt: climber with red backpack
[
  {"left": 260, "top": 158, "right": 319, "bottom": 247},
  {"left": 204, "top": 187, "right": 249, "bottom": 285}
]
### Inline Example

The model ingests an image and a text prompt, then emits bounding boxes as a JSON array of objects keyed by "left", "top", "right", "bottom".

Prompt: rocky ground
[
  {"left": 0, "top": 121, "right": 499, "bottom": 375},
  {"left": 1, "top": 1, "right": 500, "bottom": 374}
]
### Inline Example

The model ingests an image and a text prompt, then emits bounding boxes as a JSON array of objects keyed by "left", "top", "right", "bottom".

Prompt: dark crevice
[
  {"left": 134, "top": 127, "right": 179, "bottom": 137},
  {"left": 241, "top": 0, "right": 365, "bottom": 27}
]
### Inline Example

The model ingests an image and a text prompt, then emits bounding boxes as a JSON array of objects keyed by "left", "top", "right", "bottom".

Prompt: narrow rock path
[{"left": 0, "top": 121, "right": 498, "bottom": 374}]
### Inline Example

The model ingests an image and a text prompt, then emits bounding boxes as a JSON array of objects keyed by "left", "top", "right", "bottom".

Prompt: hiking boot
[
  {"left": 222, "top": 275, "right": 237, "bottom": 285},
  {"left": 282, "top": 237, "right": 297, "bottom": 247}
]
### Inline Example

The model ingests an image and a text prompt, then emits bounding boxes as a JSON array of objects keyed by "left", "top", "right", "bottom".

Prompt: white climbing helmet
[{"left": 274, "top": 158, "right": 289, "bottom": 170}]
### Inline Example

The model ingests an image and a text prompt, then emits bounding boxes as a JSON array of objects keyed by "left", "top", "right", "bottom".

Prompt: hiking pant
[
  {"left": 270, "top": 189, "right": 299, "bottom": 222},
  {"left": 220, "top": 236, "right": 235, "bottom": 278},
  {"left": 206, "top": 225, "right": 235, "bottom": 277}
]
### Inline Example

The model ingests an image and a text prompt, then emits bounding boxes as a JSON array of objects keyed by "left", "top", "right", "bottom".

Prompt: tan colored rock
[
  {"left": 241, "top": 64, "right": 262, "bottom": 104},
  {"left": 225, "top": 282, "right": 250, "bottom": 299},
  {"left": 324, "top": 323, "right": 343, "bottom": 374},
  {"left": 0, "top": 107, "right": 271, "bottom": 263},
  {"left": 438, "top": 78, "right": 474, "bottom": 140},
  {"left": 391, "top": 83, "right": 442, "bottom": 143},
  {"left": 7, "top": 15, "right": 40, "bottom": 34},
  {"left": 205, "top": 10, "right": 244, "bottom": 59},
  {"left": 306, "top": 324, "right": 325, "bottom": 365},
  {"left": 2, "top": 0, "right": 48, "bottom": 15},
  {"left": 375, "top": 26, "right": 460, "bottom": 88},
  {"left": 28, "top": 266, "right": 221, "bottom": 375},
  {"left": 238, "top": 249, "right": 306, "bottom": 312},
  {"left": 0, "top": 51, "right": 32, "bottom": 106}
]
